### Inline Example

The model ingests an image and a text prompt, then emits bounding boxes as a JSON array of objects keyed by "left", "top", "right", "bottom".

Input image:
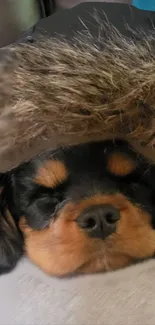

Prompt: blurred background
[
  {"left": 0, "top": 0, "right": 131, "bottom": 48},
  {"left": 0, "top": 0, "right": 54, "bottom": 47}
]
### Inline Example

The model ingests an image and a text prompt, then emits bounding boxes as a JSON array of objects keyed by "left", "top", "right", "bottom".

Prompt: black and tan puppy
[{"left": 0, "top": 139, "right": 155, "bottom": 276}]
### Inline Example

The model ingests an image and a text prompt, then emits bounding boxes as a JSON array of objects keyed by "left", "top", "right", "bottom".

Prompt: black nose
[{"left": 77, "top": 204, "right": 120, "bottom": 239}]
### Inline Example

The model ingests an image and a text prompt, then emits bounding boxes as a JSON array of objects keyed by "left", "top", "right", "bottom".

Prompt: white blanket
[{"left": 1, "top": 257, "right": 155, "bottom": 325}]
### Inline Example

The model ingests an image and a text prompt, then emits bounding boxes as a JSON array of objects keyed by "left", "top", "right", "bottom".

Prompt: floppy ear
[
  {"left": 0, "top": 209, "right": 23, "bottom": 274},
  {"left": 0, "top": 173, "right": 23, "bottom": 274}
]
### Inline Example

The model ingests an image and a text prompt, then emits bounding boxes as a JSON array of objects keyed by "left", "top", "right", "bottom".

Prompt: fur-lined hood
[{"left": 0, "top": 19, "right": 155, "bottom": 168}]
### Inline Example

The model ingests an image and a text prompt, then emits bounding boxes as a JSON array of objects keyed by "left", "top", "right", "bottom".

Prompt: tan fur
[
  {"left": 20, "top": 194, "right": 155, "bottom": 276},
  {"left": 107, "top": 153, "right": 136, "bottom": 176},
  {"left": 0, "top": 16, "right": 155, "bottom": 167},
  {"left": 35, "top": 160, "right": 68, "bottom": 188}
]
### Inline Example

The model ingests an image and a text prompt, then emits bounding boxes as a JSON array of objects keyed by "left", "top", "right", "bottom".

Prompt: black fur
[
  {"left": 0, "top": 139, "right": 155, "bottom": 274},
  {"left": 0, "top": 173, "right": 23, "bottom": 274}
]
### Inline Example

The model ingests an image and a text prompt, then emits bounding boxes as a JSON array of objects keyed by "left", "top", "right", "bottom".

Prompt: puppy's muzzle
[{"left": 77, "top": 204, "right": 120, "bottom": 239}]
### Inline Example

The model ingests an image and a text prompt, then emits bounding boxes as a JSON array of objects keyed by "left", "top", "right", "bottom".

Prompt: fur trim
[{"left": 0, "top": 17, "right": 155, "bottom": 158}]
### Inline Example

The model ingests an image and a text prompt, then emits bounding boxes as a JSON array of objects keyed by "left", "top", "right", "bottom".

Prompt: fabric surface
[{"left": 1, "top": 257, "right": 155, "bottom": 325}]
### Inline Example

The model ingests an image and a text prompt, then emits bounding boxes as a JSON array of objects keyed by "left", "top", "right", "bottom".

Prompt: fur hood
[{"left": 0, "top": 19, "right": 155, "bottom": 168}]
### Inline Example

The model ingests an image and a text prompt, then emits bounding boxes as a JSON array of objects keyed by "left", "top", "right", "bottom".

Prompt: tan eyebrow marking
[
  {"left": 35, "top": 160, "right": 68, "bottom": 188},
  {"left": 107, "top": 152, "right": 136, "bottom": 176}
]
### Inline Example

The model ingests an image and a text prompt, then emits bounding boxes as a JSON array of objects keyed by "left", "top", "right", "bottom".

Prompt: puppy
[{"left": 0, "top": 138, "right": 155, "bottom": 276}]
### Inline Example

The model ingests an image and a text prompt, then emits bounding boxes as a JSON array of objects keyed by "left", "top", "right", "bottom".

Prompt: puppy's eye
[
  {"left": 23, "top": 190, "right": 64, "bottom": 229},
  {"left": 36, "top": 195, "right": 60, "bottom": 211},
  {"left": 23, "top": 182, "right": 67, "bottom": 229},
  {"left": 131, "top": 183, "right": 139, "bottom": 190}
]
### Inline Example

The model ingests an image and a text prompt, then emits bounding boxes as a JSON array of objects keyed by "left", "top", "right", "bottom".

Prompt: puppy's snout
[{"left": 77, "top": 204, "right": 120, "bottom": 239}]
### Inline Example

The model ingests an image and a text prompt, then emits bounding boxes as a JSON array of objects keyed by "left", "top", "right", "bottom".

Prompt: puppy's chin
[
  {"left": 20, "top": 194, "right": 155, "bottom": 277},
  {"left": 0, "top": 210, "right": 23, "bottom": 274}
]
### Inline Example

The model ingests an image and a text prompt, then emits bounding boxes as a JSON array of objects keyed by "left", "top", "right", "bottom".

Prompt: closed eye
[
  {"left": 35, "top": 195, "right": 61, "bottom": 215},
  {"left": 22, "top": 182, "right": 68, "bottom": 229}
]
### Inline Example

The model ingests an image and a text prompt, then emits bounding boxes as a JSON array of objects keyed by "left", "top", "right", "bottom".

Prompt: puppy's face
[{"left": 4, "top": 139, "right": 155, "bottom": 276}]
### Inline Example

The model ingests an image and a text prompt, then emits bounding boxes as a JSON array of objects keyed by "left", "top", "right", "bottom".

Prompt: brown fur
[
  {"left": 20, "top": 193, "right": 155, "bottom": 276},
  {"left": 35, "top": 160, "right": 68, "bottom": 188},
  {"left": 2, "top": 210, "right": 16, "bottom": 233},
  {"left": 0, "top": 15, "right": 155, "bottom": 167}
]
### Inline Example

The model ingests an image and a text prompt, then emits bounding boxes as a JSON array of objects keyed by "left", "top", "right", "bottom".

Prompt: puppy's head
[{"left": 4, "top": 139, "right": 155, "bottom": 276}]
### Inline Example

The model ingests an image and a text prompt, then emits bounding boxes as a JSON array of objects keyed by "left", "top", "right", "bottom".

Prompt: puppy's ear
[
  {"left": 0, "top": 173, "right": 23, "bottom": 274},
  {"left": 0, "top": 209, "right": 23, "bottom": 274}
]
